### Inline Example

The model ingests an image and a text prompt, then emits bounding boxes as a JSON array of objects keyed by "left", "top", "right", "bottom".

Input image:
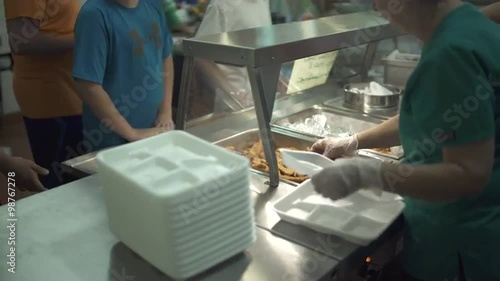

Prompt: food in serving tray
[
  {"left": 226, "top": 140, "right": 309, "bottom": 183},
  {"left": 371, "top": 147, "right": 392, "bottom": 154}
]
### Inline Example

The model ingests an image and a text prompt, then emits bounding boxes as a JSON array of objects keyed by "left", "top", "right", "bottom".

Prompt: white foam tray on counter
[
  {"left": 96, "top": 131, "right": 255, "bottom": 280},
  {"left": 273, "top": 180, "right": 404, "bottom": 246},
  {"left": 275, "top": 149, "right": 404, "bottom": 246}
]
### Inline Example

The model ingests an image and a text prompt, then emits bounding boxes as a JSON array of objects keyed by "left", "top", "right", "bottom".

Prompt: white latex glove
[
  {"left": 311, "top": 157, "right": 384, "bottom": 201},
  {"left": 311, "top": 135, "right": 359, "bottom": 159}
]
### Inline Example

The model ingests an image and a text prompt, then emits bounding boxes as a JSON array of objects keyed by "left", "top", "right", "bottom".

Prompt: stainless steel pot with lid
[{"left": 344, "top": 82, "right": 403, "bottom": 109}]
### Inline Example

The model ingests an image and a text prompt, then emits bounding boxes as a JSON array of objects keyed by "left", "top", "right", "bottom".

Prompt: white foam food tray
[
  {"left": 273, "top": 180, "right": 404, "bottom": 246},
  {"left": 97, "top": 131, "right": 255, "bottom": 280},
  {"left": 275, "top": 150, "right": 404, "bottom": 246}
]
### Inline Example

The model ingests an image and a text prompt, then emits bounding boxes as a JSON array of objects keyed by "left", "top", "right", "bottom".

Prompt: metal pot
[{"left": 344, "top": 83, "right": 402, "bottom": 109}]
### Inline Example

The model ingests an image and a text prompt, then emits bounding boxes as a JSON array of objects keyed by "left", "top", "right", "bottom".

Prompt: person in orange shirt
[{"left": 4, "top": 0, "right": 83, "bottom": 189}]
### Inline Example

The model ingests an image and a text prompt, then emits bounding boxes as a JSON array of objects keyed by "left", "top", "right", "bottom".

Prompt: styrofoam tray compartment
[
  {"left": 97, "top": 131, "right": 255, "bottom": 280},
  {"left": 279, "top": 149, "right": 336, "bottom": 176},
  {"left": 273, "top": 180, "right": 404, "bottom": 246}
]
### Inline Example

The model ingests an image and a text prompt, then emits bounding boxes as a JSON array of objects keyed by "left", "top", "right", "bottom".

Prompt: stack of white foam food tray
[{"left": 96, "top": 131, "right": 255, "bottom": 280}]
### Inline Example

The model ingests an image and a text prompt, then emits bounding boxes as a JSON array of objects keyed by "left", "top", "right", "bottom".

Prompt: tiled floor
[{"left": 0, "top": 113, "right": 37, "bottom": 205}]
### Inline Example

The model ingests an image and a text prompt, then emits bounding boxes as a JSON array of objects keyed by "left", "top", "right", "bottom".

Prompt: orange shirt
[{"left": 5, "top": 0, "right": 82, "bottom": 119}]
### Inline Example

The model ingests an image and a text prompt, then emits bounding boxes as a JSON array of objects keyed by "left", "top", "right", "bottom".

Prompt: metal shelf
[{"left": 177, "top": 11, "right": 404, "bottom": 187}]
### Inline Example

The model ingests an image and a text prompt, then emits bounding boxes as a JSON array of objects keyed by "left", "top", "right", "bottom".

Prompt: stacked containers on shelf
[{"left": 97, "top": 131, "right": 255, "bottom": 280}]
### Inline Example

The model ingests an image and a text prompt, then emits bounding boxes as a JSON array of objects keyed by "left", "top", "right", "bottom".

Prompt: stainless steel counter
[
  {"left": 0, "top": 176, "right": 338, "bottom": 281},
  {"left": 249, "top": 172, "right": 403, "bottom": 265},
  {"left": 57, "top": 82, "right": 403, "bottom": 280}
]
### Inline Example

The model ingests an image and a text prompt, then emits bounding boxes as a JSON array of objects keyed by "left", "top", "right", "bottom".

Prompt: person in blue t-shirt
[{"left": 73, "top": 0, "right": 174, "bottom": 152}]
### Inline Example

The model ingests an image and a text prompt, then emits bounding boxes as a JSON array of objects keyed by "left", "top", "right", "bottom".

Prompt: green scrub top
[{"left": 398, "top": 4, "right": 500, "bottom": 281}]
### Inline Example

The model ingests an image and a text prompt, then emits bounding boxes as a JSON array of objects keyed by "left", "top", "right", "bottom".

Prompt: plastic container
[
  {"left": 97, "top": 131, "right": 255, "bottom": 280},
  {"left": 382, "top": 50, "right": 420, "bottom": 88},
  {"left": 273, "top": 180, "right": 404, "bottom": 246},
  {"left": 275, "top": 149, "right": 404, "bottom": 245}
]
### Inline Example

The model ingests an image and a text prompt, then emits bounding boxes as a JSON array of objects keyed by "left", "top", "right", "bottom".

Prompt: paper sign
[{"left": 286, "top": 51, "right": 338, "bottom": 94}]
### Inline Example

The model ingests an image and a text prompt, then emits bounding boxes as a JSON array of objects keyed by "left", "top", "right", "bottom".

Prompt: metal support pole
[
  {"left": 176, "top": 55, "right": 195, "bottom": 130},
  {"left": 247, "top": 64, "right": 282, "bottom": 188},
  {"left": 360, "top": 41, "right": 379, "bottom": 82}
]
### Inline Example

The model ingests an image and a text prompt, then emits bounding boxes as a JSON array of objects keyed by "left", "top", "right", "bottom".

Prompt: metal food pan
[
  {"left": 271, "top": 106, "right": 404, "bottom": 160},
  {"left": 213, "top": 129, "right": 316, "bottom": 186},
  {"left": 344, "top": 83, "right": 402, "bottom": 109},
  {"left": 271, "top": 106, "right": 382, "bottom": 140},
  {"left": 214, "top": 129, "right": 315, "bottom": 152}
]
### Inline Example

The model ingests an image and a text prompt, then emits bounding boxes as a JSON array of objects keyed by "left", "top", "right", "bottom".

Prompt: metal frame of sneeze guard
[{"left": 176, "top": 11, "right": 404, "bottom": 188}]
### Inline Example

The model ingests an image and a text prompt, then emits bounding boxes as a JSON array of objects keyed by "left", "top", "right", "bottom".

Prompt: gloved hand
[
  {"left": 311, "top": 157, "right": 384, "bottom": 201},
  {"left": 311, "top": 135, "right": 359, "bottom": 159}
]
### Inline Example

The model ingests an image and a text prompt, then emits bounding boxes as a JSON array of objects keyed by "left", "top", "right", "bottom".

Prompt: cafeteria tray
[{"left": 273, "top": 180, "right": 405, "bottom": 246}]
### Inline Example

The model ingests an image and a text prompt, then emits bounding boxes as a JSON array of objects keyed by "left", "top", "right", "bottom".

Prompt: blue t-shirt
[{"left": 73, "top": 0, "right": 171, "bottom": 152}]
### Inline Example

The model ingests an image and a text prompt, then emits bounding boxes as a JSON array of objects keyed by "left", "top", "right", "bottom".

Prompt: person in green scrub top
[{"left": 310, "top": 1, "right": 500, "bottom": 281}]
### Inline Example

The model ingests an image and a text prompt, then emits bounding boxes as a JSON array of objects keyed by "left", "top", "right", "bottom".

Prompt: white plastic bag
[{"left": 195, "top": 0, "right": 272, "bottom": 112}]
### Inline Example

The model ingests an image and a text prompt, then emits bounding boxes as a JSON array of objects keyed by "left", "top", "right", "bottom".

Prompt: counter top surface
[
  {"left": 59, "top": 84, "right": 403, "bottom": 269},
  {"left": 0, "top": 176, "right": 338, "bottom": 281},
  {"left": 249, "top": 173, "right": 403, "bottom": 263}
]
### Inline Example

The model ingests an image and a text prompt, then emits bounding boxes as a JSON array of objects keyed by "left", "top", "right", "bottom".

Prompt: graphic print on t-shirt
[{"left": 130, "top": 22, "right": 162, "bottom": 56}]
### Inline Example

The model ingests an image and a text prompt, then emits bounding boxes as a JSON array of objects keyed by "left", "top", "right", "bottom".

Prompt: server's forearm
[
  {"left": 481, "top": 2, "right": 500, "bottom": 23},
  {"left": 357, "top": 115, "right": 401, "bottom": 149}
]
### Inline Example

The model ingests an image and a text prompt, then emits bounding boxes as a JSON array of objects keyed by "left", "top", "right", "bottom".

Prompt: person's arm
[
  {"left": 381, "top": 138, "right": 494, "bottom": 201},
  {"left": 72, "top": 8, "right": 132, "bottom": 138},
  {"left": 73, "top": 7, "right": 163, "bottom": 141},
  {"left": 155, "top": 56, "right": 175, "bottom": 127},
  {"left": 162, "top": 56, "right": 174, "bottom": 113},
  {"left": 480, "top": 2, "right": 500, "bottom": 23},
  {"left": 0, "top": 152, "right": 48, "bottom": 191},
  {"left": 312, "top": 48, "right": 497, "bottom": 203},
  {"left": 0, "top": 152, "right": 14, "bottom": 175},
  {"left": 74, "top": 81, "right": 137, "bottom": 141},
  {"left": 357, "top": 115, "right": 401, "bottom": 149},
  {"left": 155, "top": 7, "right": 175, "bottom": 128},
  {"left": 381, "top": 48, "right": 497, "bottom": 202},
  {"left": 4, "top": 0, "right": 73, "bottom": 55}
]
